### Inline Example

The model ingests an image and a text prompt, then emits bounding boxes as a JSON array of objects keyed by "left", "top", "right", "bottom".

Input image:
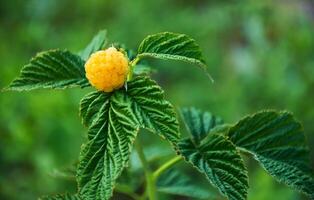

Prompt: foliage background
[{"left": 0, "top": 0, "right": 313, "bottom": 199}]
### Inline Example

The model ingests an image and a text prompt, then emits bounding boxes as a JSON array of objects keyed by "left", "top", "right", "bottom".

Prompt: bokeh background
[{"left": 0, "top": 0, "right": 314, "bottom": 199}]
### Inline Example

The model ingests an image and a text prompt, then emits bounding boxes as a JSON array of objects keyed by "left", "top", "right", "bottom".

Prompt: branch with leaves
[{"left": 4, "top": 30, "right": 314, "bottom": 200}]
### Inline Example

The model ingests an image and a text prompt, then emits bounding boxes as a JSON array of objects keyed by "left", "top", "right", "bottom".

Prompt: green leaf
[
  {"left": 5, "top": 50, "right": 89, "bottom": 91},
  {"left": 178, "top": 133, "right": 248, "bottom": 200},
  {"left": 127, "top": 76, "right": 179, "bottom": 145},
  {"left": 77, "top": 91, "right": 139, "bottom": 200},
  {"left": 80, "top": 76, "right": 179, "bottom": 144},
  {"left": 78, "top": 76, "right": 179, "bottom": 200},
  {"left": 181, "top": 107, "right": 223, "bottom": 144},
  {"left": 227, "top": 110, "right": 314, "bottom": 198},
  {"left": 79, "top": 91, "right": 111, "bottom": 128},
  {"left": 157, "top": 169, "right": 215, "bottom": 199},
  {"left": 39, "top": 194, "right": 80, "bottom": 200},
  {"left": 79, "top": 30, "right": 107, "bottom": 60},
  {"left": 179, "top": 108, "right": 248, "bottom": 200},
  {"left": 137, "top": 32, "right": 211, "bottom": 79}
]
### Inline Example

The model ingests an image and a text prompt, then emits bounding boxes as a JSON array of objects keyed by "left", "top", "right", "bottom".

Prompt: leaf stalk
[{"left": 152, "top": 155, "right": 182, "bottom": 181}]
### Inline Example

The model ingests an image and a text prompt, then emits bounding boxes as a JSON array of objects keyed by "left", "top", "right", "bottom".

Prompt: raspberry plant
[{"left": 4, "top": 30, "right": 314, "bottom": 200}]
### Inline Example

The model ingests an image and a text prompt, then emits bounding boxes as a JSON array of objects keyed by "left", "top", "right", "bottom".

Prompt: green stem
[
  {"left": 130, "top": 57, "right": 140, "bottom": 66},
  {"left": 128, "top": 57, "right": 140, "bottom": 81},
  {"left": 135, "top": 140, "right": 157, "bottom": 200},
  {"left": 152, "top": 155, "right": 182, "bottom": 181},
  {"left": 127, "top": 64, "right": 134, "bottom": 81}
]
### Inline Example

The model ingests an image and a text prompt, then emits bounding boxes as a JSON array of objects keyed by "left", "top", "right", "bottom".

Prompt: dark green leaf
[
  {"left": 157, "top": 169, "right": 215, "bottom": 199},
  {"left": 77, "top": 91, "right": 139, "bottom": 200},
  {"left": 78, "top": 76, "right": 179, "bottom": 199},
  {"left": 179, "top": 108, "right": 247, "bottom": 200},
  {"left": 79, "top": 30, "right": 107, "bottom": 60},
  {"left": 80, "top": 76, "right": 179, "bottom": 144},
  {"left": 227, "top": 110, "right": 314, "bottom": 198},
  {"left": 178, "top": 134, "right": 248, "bottom": 200},
  {"left": 181, "top": 107, "right": 223, "bottom": 143},
  {"left": 137, "top": 32, "right": 211, "bottom": 79},
  {"left": 127, "top": 76, "right": 180, "bottom": 145},
  {"left": 5, "top": 50, "right": 89, "bottom": 91},
  {"left": 39, "top": 194, "right": 80, "bottom": 200},
  {"left": 79, "top": 91, "right": 111, "bottom": 128}
]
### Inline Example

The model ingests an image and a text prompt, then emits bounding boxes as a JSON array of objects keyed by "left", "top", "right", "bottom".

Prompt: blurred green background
[{"left": 1, "top": 0, "right": 314, "bottom": 199}]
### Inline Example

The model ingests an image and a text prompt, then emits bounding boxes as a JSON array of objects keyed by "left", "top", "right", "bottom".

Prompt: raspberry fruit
[{"left": 85, "top": 47, "right": 129, "bottom": 92}]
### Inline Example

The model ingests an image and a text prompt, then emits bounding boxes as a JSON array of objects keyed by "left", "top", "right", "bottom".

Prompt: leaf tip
[{"left": 1, "top": 84, "right": 17, "bottom": 92}]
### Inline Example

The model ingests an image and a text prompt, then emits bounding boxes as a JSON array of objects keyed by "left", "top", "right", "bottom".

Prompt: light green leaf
[
  {"left": 157, "top": 169, "right": 215, "bottom": 199},
  {"left": 78, "top": 76, "right": 179, "bottom": 200},
  {"left": 178, "top": 133, "right": 248, "bottom": 200},
  {"left": 137, "top": 32, "right": 211, "bottom": 79},
  {"left": 79, "top": 30, "right": 107, "bottom": 60},
  {"left": 181, "top": 107, "right": 223, "bottom": 144},
  {"left": 5, "top": 50, "right": 89, "bottom": 91},
  {"left": 227, "top": 110, "right": 314, "bottom": 198},
  {"left": 39, "top": 194, "right": 80, "bottom": 200}
]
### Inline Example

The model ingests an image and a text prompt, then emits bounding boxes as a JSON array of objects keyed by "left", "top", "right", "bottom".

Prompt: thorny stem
[{"left": 135, "top": 140, "right": 157, "bottom": 200}]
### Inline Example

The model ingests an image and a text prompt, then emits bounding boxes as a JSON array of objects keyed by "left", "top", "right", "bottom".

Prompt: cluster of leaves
[
  {"left": 4, "top": 30, "right": 314, "bottom": 200},
  {"left": 178, "top": 108, "right": 314, "bottom": 200}
]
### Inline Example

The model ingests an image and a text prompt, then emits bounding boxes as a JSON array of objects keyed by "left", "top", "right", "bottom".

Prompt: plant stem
[
  {"left": 135, "top": 140, "right": 157, "bottom": 200},
  {"left": 127, "top": 64, "right": 134, "bottom": 81},
  {"left": 152, "top": 155, "right": 182, "bottom": 181},
  {"left": 130, "top": 57, "right": 140, "bottom": 66},
  {"left": 128, "top": 57, "right": 140, "bottom": 81}
]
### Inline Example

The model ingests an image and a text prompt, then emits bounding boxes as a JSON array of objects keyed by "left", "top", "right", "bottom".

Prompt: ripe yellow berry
[{"left": 85, "top": 47, "right": 129, "bottom": 92}]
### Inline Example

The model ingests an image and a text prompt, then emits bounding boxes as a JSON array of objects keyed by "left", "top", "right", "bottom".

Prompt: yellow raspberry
[{"left": 85, "top": 47, "right": 129, "bottom": 92}]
